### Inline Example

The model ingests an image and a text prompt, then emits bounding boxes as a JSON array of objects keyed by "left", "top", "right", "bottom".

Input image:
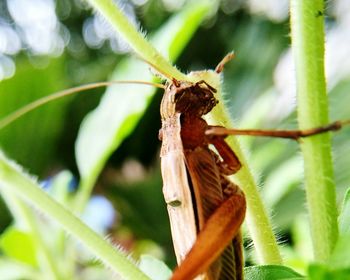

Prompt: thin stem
[
  {"left": 84, "top": 0, "right": 187, "bottom": 81},
  {"left": 0, "top": 191, "right": 61, "bottom": 280},
  {"left": 290, "top": 0, "right": 338, "bottom": 262},
  {"left": 212, "top": 106, "right": 283, "bottom": 265},
  {"left": 0, "top": 152, "right": 150, "bottom": 280}
]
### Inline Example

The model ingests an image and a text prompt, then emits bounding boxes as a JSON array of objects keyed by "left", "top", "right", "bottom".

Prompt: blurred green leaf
[
  {"left": 108, "top": 173, "right": 168, "bottom": 243},
  {"left": 0, "top": 226, "right": 37, "bottom": 266},
  {"left": 0, "top": 57, "right": 69, "bottom": 175},
  {"left": 244, "top": 265, "right": 303, "bottom": 280},
  {"left": 308, "top": 264, "right": 350, "bottom": 280},
  {"left": 329, "top": 233, "right": 350, "bottom": 269},
  {"left": 338, "top": 187, "right": 350, "bottom": 235},
  {"left": 139, "top": 254, "right": 172, "bottom": 280},
  {"left": 263, "top": 156, "right": 303, "bottom": 207}
]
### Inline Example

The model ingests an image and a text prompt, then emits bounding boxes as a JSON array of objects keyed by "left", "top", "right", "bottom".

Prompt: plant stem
[
  {"left": 85, "top": 0, "right": 187, "bottom": 81},
  {"left": 0, "top": 152, "right": 150, "bottom": 280},
  {"left": 213, "top": 104, "right": 282, "bottom": 265},
  {"left": 290, "top": 0, "right": 338, "bottom": 262},
  {"left": 0, "top": 191, "right": 61, "bottom": 280}
]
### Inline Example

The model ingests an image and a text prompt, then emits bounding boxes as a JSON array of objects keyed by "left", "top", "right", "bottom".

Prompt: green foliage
[
  {"left": 244, "top": 265, "right": 303, "bottom": 280},
  {"left": 0, "top": 0, "right": 349, "bottom": 279},
  {"left": 339, "top": 188, "right": 350, "bottom": 235},
  {"left": 0, "top": 227, "right": 37, "bottom": 266},
  {"left": 0, "top": 57, "right": 69, "bottom": 175}
]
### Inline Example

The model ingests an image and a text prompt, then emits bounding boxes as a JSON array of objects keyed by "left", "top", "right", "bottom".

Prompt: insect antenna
[
  {"left": 215, "top": 51, "right": 235, "bottom": 73},
  {"left": 0, "top": 80, "right": 165, "bottom": 130},
  {"left": 206, "top": 119, "right": 350, "bottom": 141}
]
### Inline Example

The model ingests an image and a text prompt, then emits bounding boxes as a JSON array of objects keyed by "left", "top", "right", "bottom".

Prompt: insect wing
[{"left": 160, "top": 113, "right": 198, "bottom": 265}]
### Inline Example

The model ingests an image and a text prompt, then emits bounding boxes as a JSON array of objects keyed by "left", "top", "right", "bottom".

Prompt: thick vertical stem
[{"left": 290, "top": 0, "right": 338, "bottom": 262}]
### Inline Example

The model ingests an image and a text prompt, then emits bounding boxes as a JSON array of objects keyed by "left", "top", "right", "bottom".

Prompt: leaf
[
  {"left": 330, "top": 189, "right": 350, "bottom": 270},
  {"left": 329, "top": 233, "right": 350, "bottom": 269},
  {"left": 0, "top": 57, "right": 69, "bottom": 175},
  {"left": 308, "top": 264, "right": 350, "bottom": 280},
  {"left": 339, "top": 187, "right": 350, "bottom": 235},
  {"left": 75, "top": 1, "right": 213, "bottom": 180},
  {"left": 138, "top": 255, "right": 172, "bottom": 280},
  {"left": 0, "top": 226, "right": 37, "bottom": 266},
  {"left": 263, "top": 156, "right": 303, "bottom": 207},
  {"left": 244, "top": 265, "right": 303, "bottom": 280}
]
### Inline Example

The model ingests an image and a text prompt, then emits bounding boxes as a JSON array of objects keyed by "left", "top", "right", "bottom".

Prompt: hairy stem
[
  {"left": 0, "top": 191, "right": 61, "bottom": 280},
  {"left": 0, "top": 153, "right": 150, "bottom": 280},
  {"left": 85, "top": 0, "right": 186, "bottom": 81},
  {"left": 290, "top": 0, "right": 338, "bottom": 262}
]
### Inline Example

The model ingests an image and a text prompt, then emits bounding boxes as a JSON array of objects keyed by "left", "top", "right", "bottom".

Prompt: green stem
[
  {"left": 212, "top": 103, "right": 282, "bottom": 265},
  {"left": 290, "top": 0, "right": 338, "bottom": 262},
  {"left": 85, "top": 0, "right": 187, "bottom": 81},
  {"left": 0, "top": 152, "right": 150, "bottom": 280},
  {"left": 0, "top": 191, "right": 61, "bottom": 280}
]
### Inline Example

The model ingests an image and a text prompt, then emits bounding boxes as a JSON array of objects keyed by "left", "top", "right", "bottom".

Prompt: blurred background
[{"left": 0, "top": 0, "right": 350, "bottom": 278}]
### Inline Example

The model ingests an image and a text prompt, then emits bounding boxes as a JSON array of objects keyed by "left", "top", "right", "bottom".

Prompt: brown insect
[
  {"left": 158, "top": 53, "right": 348, "bottom": 280},
  {"left": 160, "top": 77, "right": 246, "bottom": 279}
]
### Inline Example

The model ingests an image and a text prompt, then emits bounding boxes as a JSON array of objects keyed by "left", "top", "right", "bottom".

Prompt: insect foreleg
[{"left": 207, "top": 135, "right": 242, "bottom": 175}]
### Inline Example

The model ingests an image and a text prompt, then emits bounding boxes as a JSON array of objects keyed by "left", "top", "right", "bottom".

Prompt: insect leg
[
  {"left": 207, "top": 134, "right": 242, "bottom": 175},
  {"left": 171, "top": 187, "right": 246, "bottom": 280}
]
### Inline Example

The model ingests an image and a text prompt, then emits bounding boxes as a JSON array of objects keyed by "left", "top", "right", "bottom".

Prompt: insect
[
  {"left": 1, "top": 54, "right": 349, "bottom": 280},
  {"left": 158, "top": 53, "right": 349, "bottom": 279},
  {"left": 160, "top": 77, "right": 246, "bottom": 280}
]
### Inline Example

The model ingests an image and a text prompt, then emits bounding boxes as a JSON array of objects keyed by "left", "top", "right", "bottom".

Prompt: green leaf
[
  {"left": 138, "top": 255, "right": 172, "bottom": 280},
  {"left": 0, "top": 226, "right": 37, "bottom": 266},
  {"left": 339, "top": 187, "right": 350, "bottom": 235},
  {"left": 329, "top": 233, "right": 350, "bottom": 269},
  {"left": 0, "top": 57, "right": 69, "bottom": 175},
  {"left": 244, "top": 265, "right": 303, "bottom": 280},
  {"left": 263, "top": 156, "right": 303, "bottom": 207},
  {"left": 308, "top": 264, "right": 350, "bottom": 280},
  {"left": 74, "top": 2, "right": 213, "bottom": 210}
]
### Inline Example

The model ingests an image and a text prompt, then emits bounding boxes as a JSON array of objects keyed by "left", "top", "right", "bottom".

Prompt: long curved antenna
[
  {"left": 206, "top": 120, "right": 350, "bottom": 141},
  {"left": 0, "top": 80, "right": 165, "bottom": 130}
]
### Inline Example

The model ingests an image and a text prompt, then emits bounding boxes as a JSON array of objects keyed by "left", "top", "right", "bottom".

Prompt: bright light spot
[
  {"left": 7, "top": 0, "right": 61, "bottom": 55},
  {"left": 82, "top": 196, "right": 116, "bottom": 234},
  {"left": 247, "top": 0, "right": 288, "bottom": 22},
  {"left": 131, "top": 0, "right": 148, "bottom": 6},
  {"left": 0, "top": 55, "right": 16, "bottom": 80},
  {"left": 83, "top": 17, "right": 104, "bottom": 49},
  {"left": 0, "top": 24, "right": 21, "bottom": 55},
  {"left": 162, "top": 0, "right": 185, "bottom": 11},
  {"left": 83, "top": 4, "right": 136, "bottom": 53}
]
